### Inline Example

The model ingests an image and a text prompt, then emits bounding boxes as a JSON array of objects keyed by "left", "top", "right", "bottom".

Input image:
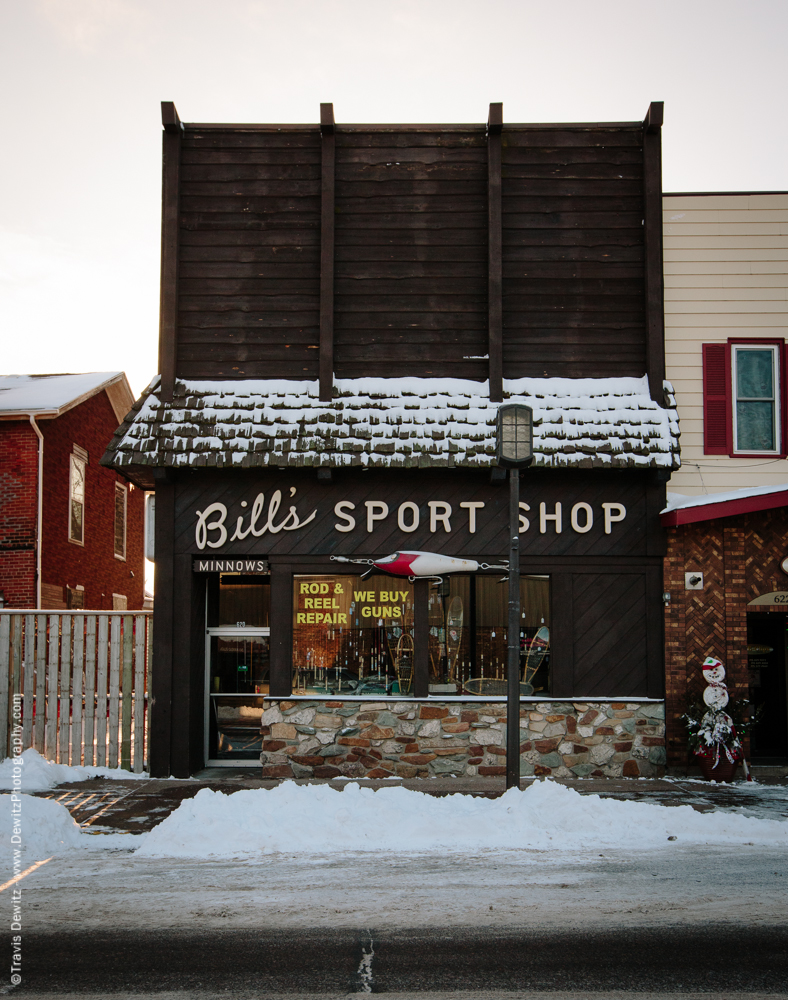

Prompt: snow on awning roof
[
  {"left": 661, "top": 483, "right": 788, "bottom": 526},
  {"left": 103, "top": 375, "right": 681, "bottom": 477}
]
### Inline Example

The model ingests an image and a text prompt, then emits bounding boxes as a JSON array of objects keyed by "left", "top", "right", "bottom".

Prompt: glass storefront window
[
  {"left": 293, "top": 574, "right": 415, "bottom": 696},
  {"left": 431, "top": 575, "right": 550, "bottom": 696},
  {"left": 291, "top": 572, "right": 550, "bottom": 698}
]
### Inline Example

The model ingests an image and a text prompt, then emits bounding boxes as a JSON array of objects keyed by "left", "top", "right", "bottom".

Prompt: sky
[{"left": 1, "top": 0, "right": 786, "bottom": 397}]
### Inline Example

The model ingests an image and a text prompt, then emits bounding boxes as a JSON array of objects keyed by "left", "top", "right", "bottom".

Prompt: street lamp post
[{"left": 496, "top": 404, "right": 533, "bottom": 790}]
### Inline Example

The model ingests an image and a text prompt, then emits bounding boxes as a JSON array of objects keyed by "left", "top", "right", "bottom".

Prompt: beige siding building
[{"left": 663, "top": 192, "right": 788, "bottom": 496}]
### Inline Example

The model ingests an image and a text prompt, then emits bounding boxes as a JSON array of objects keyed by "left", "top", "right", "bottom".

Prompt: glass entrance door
[
  {"left": 206, "top": 629, "right": 270, "bottom": 762},
  {"left": 205, "top": 572, "right": 271, "bottom": 764}
]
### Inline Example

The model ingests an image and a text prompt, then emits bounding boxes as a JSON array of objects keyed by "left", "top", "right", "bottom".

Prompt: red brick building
[
  {"left": 662, "top": 490, "right": 788, "bottom": 764},
  {"left": 0, "top": 373, "right": 145, "bottom": 610}
]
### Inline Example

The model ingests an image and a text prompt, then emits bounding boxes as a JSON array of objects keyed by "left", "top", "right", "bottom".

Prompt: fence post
[
  {"left": 58, "top": 616, "right": 72, "bottom": 764},
  {"left": 83, "top": 616, "right": 97, "bottom": 766},
  {"left": 0, "top": 617, "right": 10, "bottom": 760},
  {"left": 108, "top": 616, "right": 121, "bottom": 768},
  {"left": 71, "top": 617, "right": 84, "bottom": 766},
  {"left": 96, "top": 616, "right": 109, "bottom": 766},
  {"left": 11, "top": 618, "right": 22, "bottom": 750},
  {"left": 33, "top": 615, "right": 46, "bottom": 753},
  {"left": 23, "top": 615, "right": 35, "bottom": 749},
  {"left": 121, "top": 616, "right": 133, "bottom": 770},
  {"left": 133, "top": 616, "right": 145, "bottom": 772},
  {"left": 45, "top": 616, "right": 59, "bottom": 759}
]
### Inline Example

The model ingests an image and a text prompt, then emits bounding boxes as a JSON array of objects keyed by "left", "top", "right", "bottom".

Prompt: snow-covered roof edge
[
  {"left": 661, "top": 483, "right": 788, "bottom": 526},
  {"left": 103, "top": 374, "right": 681, "bottom": 481},
  {"left": 0, "top": 372, "right": 134, "bottom": 424}
]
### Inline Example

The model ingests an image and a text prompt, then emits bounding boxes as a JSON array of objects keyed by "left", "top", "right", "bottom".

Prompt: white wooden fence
[{"left": 0, "top": 611, "right": 152, "bottom": 772}]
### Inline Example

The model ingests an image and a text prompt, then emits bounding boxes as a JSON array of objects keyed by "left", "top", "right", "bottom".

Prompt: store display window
[
  {"left": 292, "top": 574, "right": 415, "bottom": 696},
  {"left": 291, "top": 572, "right": 550, "bottom": 698}
]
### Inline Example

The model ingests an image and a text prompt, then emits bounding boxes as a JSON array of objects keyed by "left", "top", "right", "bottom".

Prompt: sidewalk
[{"left": 34, "top": 768, "right": 788, "bottom": 833}]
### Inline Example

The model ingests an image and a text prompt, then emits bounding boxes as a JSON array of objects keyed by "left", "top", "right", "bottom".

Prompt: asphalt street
[{"left": 8, "top": 841, "right": 788, "bottom": 995}]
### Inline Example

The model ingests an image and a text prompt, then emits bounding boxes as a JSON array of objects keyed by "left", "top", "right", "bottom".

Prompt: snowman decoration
[
  {"left": 699, "top": 656, "right": 742, "bottom": 769},
  {"left": 702, "top": 655, "right": 729, "bottom": 710}
]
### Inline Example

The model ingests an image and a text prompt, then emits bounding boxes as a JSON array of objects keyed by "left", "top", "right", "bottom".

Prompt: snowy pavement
[
  {"left": 5, "top": 758, "right": 788, "bottom": 995},
  {"left": 17, "top": 840, "right": 788, "bottom": 933}
]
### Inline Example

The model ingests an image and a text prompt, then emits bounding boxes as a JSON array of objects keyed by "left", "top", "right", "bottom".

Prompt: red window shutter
[{"left": 702, "top": 343, "right": 730, "bottom": 454}]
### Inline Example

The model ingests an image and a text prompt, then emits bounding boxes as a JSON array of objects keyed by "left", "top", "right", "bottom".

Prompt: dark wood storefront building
[{"left": 103, "top": 102, "right": 679, "bottom": 779}]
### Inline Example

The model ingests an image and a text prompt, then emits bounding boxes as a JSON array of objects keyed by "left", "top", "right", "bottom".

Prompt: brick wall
[
  {"left": 0, "top": 421, "right": 38, "bottom": 606},
  {"left": 40, "top": 390, "right": 144, "bottom": 610},
  {"left": 664, "top": 509, "right": 788, "bottom": 766}
]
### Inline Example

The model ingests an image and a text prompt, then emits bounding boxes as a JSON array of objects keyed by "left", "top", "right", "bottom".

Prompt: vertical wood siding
[
  {"left": 664, "top": 193, "right": 788, "bottom": 494},
  {"left": 0, "top": 612, "right": 152, "bottom": 771},
  {"left": 172, "top": 122, "right": 648, "bottom": 382}
]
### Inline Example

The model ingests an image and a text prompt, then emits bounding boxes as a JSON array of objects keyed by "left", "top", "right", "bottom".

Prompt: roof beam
[
  {"left": 487, "top": 103, "right": 503, "bottom": 402},
  {"left": 642, "top": 102, "right": 665, "bottom": 403},
  {"left": 319, "top": 103, "right": 335, "bottom": 402},
  {"left": 158, "top": 102, "right": 182, "bottom": 402}
]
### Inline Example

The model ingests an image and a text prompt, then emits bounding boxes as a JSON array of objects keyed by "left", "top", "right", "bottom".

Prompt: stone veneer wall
[{"left": 258, "top": 700, "right": 666, "bottom": 779}]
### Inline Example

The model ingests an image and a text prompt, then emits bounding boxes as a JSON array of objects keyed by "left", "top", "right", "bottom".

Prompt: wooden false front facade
[{"left": 106, "top": 103, "right": 676, "bottom": 778}]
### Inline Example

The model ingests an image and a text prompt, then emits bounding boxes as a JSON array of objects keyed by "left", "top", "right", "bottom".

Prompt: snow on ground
[
  {"left": 0, "top": 748, "right": 149, "bottom": 792},
  {"left": 136, "top": 779, "right": 788, "bottom": 858},
  {"left": 1, "top": 794, "right": 139, "bottom": 862}
]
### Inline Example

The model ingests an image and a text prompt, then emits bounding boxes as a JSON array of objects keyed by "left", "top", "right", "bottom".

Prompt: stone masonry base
[{"left": 258, "top": 699, "right": 666, "bottom": 780}]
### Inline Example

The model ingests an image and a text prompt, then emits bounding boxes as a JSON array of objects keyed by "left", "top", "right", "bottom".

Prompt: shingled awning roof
[{"left": 102, "top": 375, "right": 680, "bottom": 487}]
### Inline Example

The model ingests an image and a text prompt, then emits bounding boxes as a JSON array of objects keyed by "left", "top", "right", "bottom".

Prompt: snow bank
[
  {"left": 1, "top": 794, "right": 84, "bottom": 861},
  {"left": 1, "top": 794, "right": 143, "bottom": 863},
  {"left": 136, "top": 779, "right": 788, "bottom": 858},
  {"left": 0, "top": 749, "right": 148, "bottom": 793}
]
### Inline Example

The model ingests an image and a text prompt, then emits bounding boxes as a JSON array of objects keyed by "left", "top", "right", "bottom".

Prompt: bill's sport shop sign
[{"left": 179, "top": 469, "right": 657, "bottom": 560}]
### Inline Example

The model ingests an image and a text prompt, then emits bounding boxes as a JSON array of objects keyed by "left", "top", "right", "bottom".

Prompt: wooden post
[
  {"left": 23, "top": 614, "right": 36, "bottom": 749},
  {"left": 269, "top": 563, "right": 293, "bottom": 697},
  {"left": 108, "top": 615, "right": 121, "bottom": 767},
  {"left": 45, "top": 615, "right": 59, "bottom": 759},
  {"left": 33, "top": 614, "right": 46, "bottom": 753},
  {"left": 121, "top": 615, "right": 134, "bottom": 770},
  {"left": 133, "top": 616, "right": 146, "bottom": 772},
  {"left": 96, "top": 615, "right": 109, "bottom": 766},
  {"left": 488, "top": 102, "right": 503, "bottom": 403},
  {"left": 58, "top": 615, "right": 72, "bottom": 763},
  {"left": 413, "top": 579, "right": 429, "bottom": 698},
  {"left": 170, "top": 555, "right": 196, "bottom": 777},
  {"left": 150, "top": 475, "right": 175, "bottom": 777},
  {"left": 319, "top": 103, "right": 335, "bottom": 402},
  {"left": 0, "top": 617, "right": 10, "bottom": 760},
  {"left": 643, "top": 101, "right": 665, "bottom": 404},
  {"left": 71, "top": 616, "right": 84, "bottom": 765},
  {"left": 159, "top": 101, "right": 182, "bottom": 403},
  {"left": 10, "top": 616, "right": 22, "bottom": 757},
  {"left": 83, "top": 616, "right": 96, "bottom": 765}
]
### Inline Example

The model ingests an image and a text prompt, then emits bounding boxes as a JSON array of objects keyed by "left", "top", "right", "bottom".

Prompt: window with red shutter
[{"left": 702, "top": 343, "right": 730, "bottom": 454}]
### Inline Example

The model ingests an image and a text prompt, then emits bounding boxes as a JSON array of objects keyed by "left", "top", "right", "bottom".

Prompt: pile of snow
[
  {"left": 0, "top": 794, "right": 142, "bottom": 861},
  {"left": 0, "top": 749, "right": 148, "bottom": 793},
  {"left": 1, "top": 794, "right": 84, "bottom": 860},
  {"left": 136, "top": 780, "right": 788, "bottom": 858}
]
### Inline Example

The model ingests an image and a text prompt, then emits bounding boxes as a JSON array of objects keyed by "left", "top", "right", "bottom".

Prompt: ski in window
[{"left": 732, "top": 345, "right": 780, "bottom": 454}]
